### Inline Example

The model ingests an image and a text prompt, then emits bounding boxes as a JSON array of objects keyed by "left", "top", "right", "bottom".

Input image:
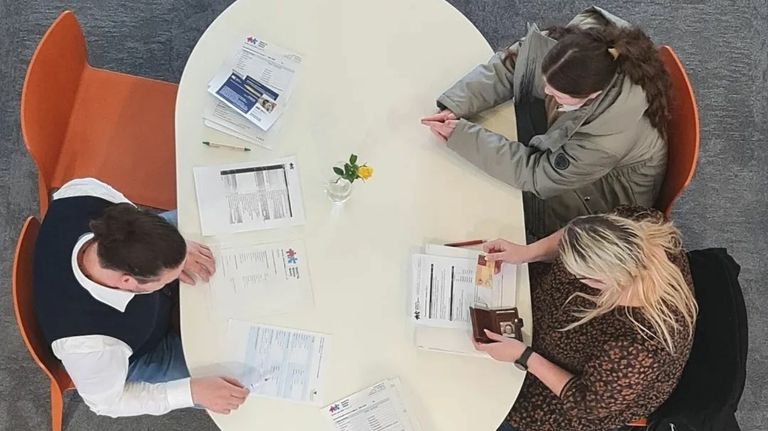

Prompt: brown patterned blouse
[{"left": 506, "top": 207, "right": 695, "bottom": 431}]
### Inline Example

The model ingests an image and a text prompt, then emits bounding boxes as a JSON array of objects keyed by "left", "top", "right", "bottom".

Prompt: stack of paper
[
  {"left": 411, "top": 244, "right": 517, "bottom": 357},
  {"left": 410, "top": 244, "right": 515, "bottom": 328},
  {"left": 203, "top": 99, "right": 271, "bottom": 148},
  {"left": 325, "top": 378, "right": 422, "bottom": 431},
  {"left": 204, "top": 36, "right": 302, "bottom": 149}
]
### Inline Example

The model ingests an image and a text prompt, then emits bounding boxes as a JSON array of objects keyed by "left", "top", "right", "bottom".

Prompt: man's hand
[
  {"left": 472, "top": 329, "right": 526, "bottom": 363},
  {"left": 190, "top": 376, "right": 249, "bottom": 415},
  {"left": 180, "top": 240, "right": 216, "bottom": 285}
]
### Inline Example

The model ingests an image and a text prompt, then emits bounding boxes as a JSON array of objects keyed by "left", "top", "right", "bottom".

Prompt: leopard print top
[{"left": 506, "top": 206, "right": 695, "bottom": 431}]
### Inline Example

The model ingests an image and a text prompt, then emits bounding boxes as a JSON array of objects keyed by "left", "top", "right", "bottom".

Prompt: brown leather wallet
[{"left": 470, "top": 306, "right": 524, "bottom": 343}]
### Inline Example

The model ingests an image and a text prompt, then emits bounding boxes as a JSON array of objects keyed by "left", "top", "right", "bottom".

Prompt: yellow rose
[{"left": 357, "top": 165, "right": 373, "bottom": 180}]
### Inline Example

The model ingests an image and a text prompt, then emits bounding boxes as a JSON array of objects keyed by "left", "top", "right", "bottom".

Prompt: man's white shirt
[{"left": 49, "top": 178, "right": 193, "bottom": 417}]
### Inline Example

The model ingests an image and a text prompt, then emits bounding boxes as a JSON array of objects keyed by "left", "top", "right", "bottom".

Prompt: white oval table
[{"left": 175, "top": 0, "right": 531, "bottom": 430}]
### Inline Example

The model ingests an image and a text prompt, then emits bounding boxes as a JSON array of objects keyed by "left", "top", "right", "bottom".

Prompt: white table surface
[{"left": 175, "top": 0, "right": 531, "bottom": 430}]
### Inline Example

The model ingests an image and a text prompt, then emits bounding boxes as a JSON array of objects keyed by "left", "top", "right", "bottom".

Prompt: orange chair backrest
[
  {"left": 12, "top": 217, "right": 72, "bottom": 391},
  {"left": 655, "top": 46, "right": 700, "bottom": 217},
  {"left": 20, "top": 11, "right": 88, "bottom": 192}
]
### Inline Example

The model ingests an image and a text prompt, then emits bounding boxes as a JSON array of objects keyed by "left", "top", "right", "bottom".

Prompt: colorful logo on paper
[
  {"left": 285, "top": 248, "right": 301, "bottom": 279},
  {"left": 245, "top": 36, "right": 268, "bottom": 49},
  {"left": 286, "top": 248, "right": 298, "bottom": 264}
]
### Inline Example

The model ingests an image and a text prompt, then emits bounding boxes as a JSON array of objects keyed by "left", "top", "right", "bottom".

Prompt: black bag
[{"left": 646, "top": 248, "right": 748, "bottom": 431}]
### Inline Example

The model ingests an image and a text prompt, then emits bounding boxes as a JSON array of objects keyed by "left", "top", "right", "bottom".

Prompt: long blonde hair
[{"left": 558, "top": 214, "right": 698, "bottom": 355}]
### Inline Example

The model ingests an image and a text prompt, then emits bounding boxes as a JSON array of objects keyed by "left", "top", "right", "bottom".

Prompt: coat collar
[
  {"left": 528, "top": 72, "right": 622, "bottom": 152},
  {"left": 567, "top": 6, "right": 631, "bottom": 29},
  {"left": 71, "top": 233, "right": 135, "bottom": 312}
]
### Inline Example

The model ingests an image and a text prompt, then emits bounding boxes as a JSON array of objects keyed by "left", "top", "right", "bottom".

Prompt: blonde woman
[{"left": 476, "top": 206, "right": 698, "bottom": 431}]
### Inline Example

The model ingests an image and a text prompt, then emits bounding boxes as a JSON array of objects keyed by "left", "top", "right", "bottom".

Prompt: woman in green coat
[{"left": 421, "top": 7, "right": 671, "bottom": 238}]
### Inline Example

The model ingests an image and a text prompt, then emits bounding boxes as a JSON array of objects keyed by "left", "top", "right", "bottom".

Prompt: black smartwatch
[{"left": 514, "top": 346, "right": 534, "bottom": 371}]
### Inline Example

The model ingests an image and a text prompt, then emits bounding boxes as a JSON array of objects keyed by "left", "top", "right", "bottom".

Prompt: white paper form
[
  {"left": 203, "top": 99, "right": 270, "bottom": 148},
  {"left": 228, "top": 320, "right": 329, "bottom": 405},
  {"left": 425, "top": 244, "right": 516, "bottom": 309},
  {"left": 208, "top": 36, "right": 302, "bottom": 131},
  {"left": 412, "top": 245, "right": 518, "bottom": 357},
  {"left": 325, "top": 378, "right": 422, "bottom": 431},
  {"left": 193, "top": 157, "right": 305, "bottom": 235},
  {"left": 209, "top": 240, "right": 313, "bottom": 318},
  {"left": 411, "top": 254, "right": 475, "bottom": 328},
  {"left": 410, "top": 251, "right": 515, "bottom": 329}
]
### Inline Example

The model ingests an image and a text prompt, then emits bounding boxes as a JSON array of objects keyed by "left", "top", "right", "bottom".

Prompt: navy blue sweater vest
[{"left": 33, "top": 196, "right": 173, "bottom": 363}]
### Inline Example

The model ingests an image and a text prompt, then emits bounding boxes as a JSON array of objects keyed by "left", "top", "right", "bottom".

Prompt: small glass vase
[{"left": 326, "top": 177, "right": 353, "bottom": 204}]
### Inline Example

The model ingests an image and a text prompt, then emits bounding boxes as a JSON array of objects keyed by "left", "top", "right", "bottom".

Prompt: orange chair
[
  {"left": 20, "top": 11, "right": 178, "bottom": 217},
  {"left": 621, "top": 47, "right": 700, "bottom": 430},
  {"left": 655, "top": 46, "right": 700, "bottom": 217},
  {"left": 12, "top": 217, "right": 75, "bottom": 431}
]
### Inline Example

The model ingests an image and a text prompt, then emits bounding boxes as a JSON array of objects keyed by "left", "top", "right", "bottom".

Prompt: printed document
[
  {"left": 325, "top": 378, "right": 422, "bottom": 431},
  {"left": 410, "top": 248, "right": 516, "bottom": 328},
  {"left": 203, "top": 99, "right": 270, "bottom": 148},
  {"left": 209, "top": 240, "right": 313, "bottom": 318},
  {"left": 411, "top": 244, "right": 518, "bottom": 357},
  {"left": 208, "top": 36, "right": 302, "bottom": 131},
  {"left": 228, "top": 321, "right": 329, "bottom": 405},
  {"left": 193, "top": 157, "right": 305, "bottom": 236},
  {"left": 411, "top": 254, "right": 476, "bottom": 327}
]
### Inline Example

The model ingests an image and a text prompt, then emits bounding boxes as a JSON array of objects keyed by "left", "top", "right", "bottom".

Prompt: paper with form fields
[
  {"left": 208, "top": 36, "right": 301, "bottom": 131},
  {"left": 209, "top": 240, "right": 313, "bottom": 318},
  {"left": 203, "top": 99, "right": 270, "bottom": 148},
  {"left": 410, "top": 254, "right": 475, "bottom": 328},
  {"left": 410, "top": 249, "right": 515, "bottom": 328},
  {"left": 412, "top": 244, "right": 517, "bottom": 357},
  {"left": 193, "top": 157, "right": 305, "bottom": 236},
  {"left": 325, "top": 378, "right": 422, "bottom": 431},
  {"left": 228, "top": 320, "right": 329, "bottom": 405}
]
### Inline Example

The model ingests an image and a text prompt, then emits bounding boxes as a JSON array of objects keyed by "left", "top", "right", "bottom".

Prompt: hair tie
[{"left": 607, "top": 47, "right": 620, "bottom": 60}]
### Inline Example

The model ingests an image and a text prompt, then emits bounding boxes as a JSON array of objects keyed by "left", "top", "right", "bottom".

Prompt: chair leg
[{"left": 50, "top": 382, "right": 64, "bottom": 431}]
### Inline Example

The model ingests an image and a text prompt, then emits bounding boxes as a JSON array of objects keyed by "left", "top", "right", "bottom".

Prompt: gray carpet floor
[{"left": 0, "top": 1, "right": 765, "bottom": 430}]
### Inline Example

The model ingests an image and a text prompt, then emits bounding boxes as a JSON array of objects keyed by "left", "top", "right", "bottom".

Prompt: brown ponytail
[{"left": 541, "top": 25, "right": 671, "bottom": 139}]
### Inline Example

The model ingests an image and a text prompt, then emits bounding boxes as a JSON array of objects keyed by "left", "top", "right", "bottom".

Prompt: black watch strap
[{"left": 514, "top": 346, "right": 534, "bottom": 371}]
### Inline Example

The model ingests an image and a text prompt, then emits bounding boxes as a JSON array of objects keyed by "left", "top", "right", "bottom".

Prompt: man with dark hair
[{"left": 33, "top": 178, "right": 248, "bottom": 417}]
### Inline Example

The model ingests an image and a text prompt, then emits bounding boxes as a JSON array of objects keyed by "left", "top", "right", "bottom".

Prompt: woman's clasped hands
[{"left": 420, "top": 109, "right": 458, "bottom": 142}]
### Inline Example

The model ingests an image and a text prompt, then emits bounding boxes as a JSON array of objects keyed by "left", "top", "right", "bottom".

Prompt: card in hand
[{"left": 474, "top": 254, "right": 494, "bottom": 289}]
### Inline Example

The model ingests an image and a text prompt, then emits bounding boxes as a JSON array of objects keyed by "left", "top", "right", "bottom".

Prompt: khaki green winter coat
[{"left": 437, "top": 7, "right": 667, "bottom": 237}]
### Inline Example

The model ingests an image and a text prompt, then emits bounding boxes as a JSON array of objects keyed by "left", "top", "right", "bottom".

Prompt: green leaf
[
  {"left": 349, "top": 154, "right": 358, "bottom": 165},
  {"left": 333, "top": 167, "right": 344, "bottom": 176}
]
